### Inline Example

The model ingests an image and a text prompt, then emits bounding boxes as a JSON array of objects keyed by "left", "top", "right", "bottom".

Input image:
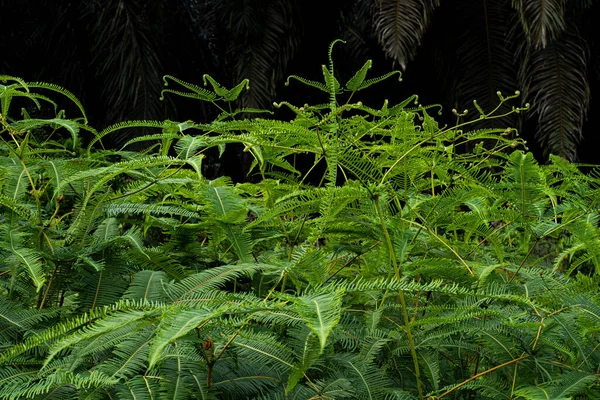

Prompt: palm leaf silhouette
[
  {"left": 512, "top": 0, "right": 566, "bottom": 48},
  {"left": 87, "top": 0, "right": 166, "bottom": 126},
  {"left": 452, "top": 0, "right": 520, "bottom": 129},
  {"left": 520, "top": 28, "right": 589, "bottom": 160},
  {"left": 373, "top": 0, "right": 439, "bottom": 69}
]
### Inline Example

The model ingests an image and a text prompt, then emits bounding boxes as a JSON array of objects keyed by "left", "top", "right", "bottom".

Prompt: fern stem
[
  {"left": 374, "top": 196, "right": 400, "bottom": 279},
  {"left": 510, "top": 359, "right": 519, "bottom": 397},
  {"left": 298, "top": 155, "right": 324, "bottom": 186},
  {"left": 280, "top": 275, "right": 287, "bottom": 293},
  {"left": 374, "top": 196, "right": 423, "bottom": 400},
  {"left": 325, "top": 242, "right": 378, "bottom": 283},
  {"left": 508, "top": 237, "right": 540, "bottom": 284},
  {"left": 467, "top": 352, "right": 481, "bottom": 400},
  {"left": 90, "top": 270, "right": 103, "bottom": 310},
  {"left": 399, "top": 217, "right": 474, "bottom": 275},
  {"left": 436, "top": 355, "right": 529, "bottom": 399},
  {"left": 39, "top": 263, "right": 58, "bottom": 309}
]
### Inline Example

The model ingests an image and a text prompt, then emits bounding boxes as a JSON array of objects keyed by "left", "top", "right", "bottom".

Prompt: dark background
[{"left": 2, "top": 0, "right": 600, "bottom": 173}]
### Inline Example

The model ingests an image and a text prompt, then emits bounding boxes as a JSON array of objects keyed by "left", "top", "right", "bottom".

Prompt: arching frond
[
  {"left": 512, "top": 0, "right": 566, "bottom": 48},
  {"left": 220, "top": 0, "right": 300, "bottom": 109},
  {"left": 86, "top": 0, "right": 166, "bottom": 127},
  {"left": 520, "top": 28, "right": 589, "bottom": 160},
  {"left": 373, "top": 0, "right": 439, "bottom": 69}
]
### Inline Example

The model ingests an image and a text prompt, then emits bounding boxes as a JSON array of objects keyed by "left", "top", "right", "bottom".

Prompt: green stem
[{"left": 374, "top": 196, "right": 423, "bottom": 400}]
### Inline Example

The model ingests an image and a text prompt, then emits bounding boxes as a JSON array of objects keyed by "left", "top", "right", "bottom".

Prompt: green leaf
[
  {"left": 10, "top": 118, "right": 80, "bottom": 148},
  {"left": 294, "top": 288, "right": 344, "bottom": 352},
  {"left": 223, "top": 79, "right": 250, "bottom": 102},
  {"left": 4, "top": 227, "right": 45, "bottom": 291},
  {"left": 203, "top": 74, "right": 229, "bottom": 97},
  {"left": 321, "top": 65, "right": 341, "bottom": 95},
  {"left": 162, "top": 75, "right": 217, "bottom": 101},
  {"left": 345, "top": 60, "right": 373, "bottom": 92},
  {"left": 148, "top": 307, "right": 215, "bottom": 369},
  {"left": 285, "top": 75, "right": 328, "bottom": 92}
]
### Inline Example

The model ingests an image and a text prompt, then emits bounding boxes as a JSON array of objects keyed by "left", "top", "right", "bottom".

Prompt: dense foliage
[{"left": 1, "top": 43, "right": 599, "bottom": 399}]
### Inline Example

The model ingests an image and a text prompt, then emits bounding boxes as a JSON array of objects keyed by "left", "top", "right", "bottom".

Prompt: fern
[{"left": 3, "top": 42, "right": 600, "bottom": 400}]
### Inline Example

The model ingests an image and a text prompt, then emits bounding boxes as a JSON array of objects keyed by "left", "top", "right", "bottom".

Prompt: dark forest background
[{"left": 2, "top": 0, "right": 600, "bottom": 172}]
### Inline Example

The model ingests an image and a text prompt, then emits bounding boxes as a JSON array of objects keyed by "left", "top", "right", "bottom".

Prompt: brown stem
[
  {"left": 206, "top": 363, "right": 213, "bottom": 388},
  {"left": 508, "top": 237, "right": 540, "bottom": 284},
  {"left": 324, "top": 242, "right": 378, "bottom": 283},
  {"left": 39, "top": 263, "right": 59, "bottom": 309},
  {"left": 90, "top": 270, "right": 103, "bottom": 310},
  {"left": 435, "top": 355, "right": 529, "bottom": 399},
  {"left": 466, "top": 352, "right": 481, "bottom": 400}
]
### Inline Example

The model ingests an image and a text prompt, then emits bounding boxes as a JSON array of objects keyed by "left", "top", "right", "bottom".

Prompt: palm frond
[
  {"left": 220, "top": 0, "right": 300, "bottom": 109},
  {"left": 519, "top": 28, "right": 589, "bottom": 160},
  {"left": 452, "top": 0, "right": 520, "bottom": 129},
  {"left": 86, "top": 0, "right": 166, "bottom": 128},
  {"left": 373, "top": 0, "right": 439, "bottom": 69},
  {"left": 512, "top": 0, "right": 566, "bottom": 48}
]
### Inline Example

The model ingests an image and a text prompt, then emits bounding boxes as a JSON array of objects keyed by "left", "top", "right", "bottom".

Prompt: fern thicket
[{"left": 1, "top": 43, "right": 599, "bottom": 399}]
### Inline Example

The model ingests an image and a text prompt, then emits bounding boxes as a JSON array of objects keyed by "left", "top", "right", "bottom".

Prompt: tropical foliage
[
  {"left": 2, "top": 0, "right": 599, "bottom": 160},
  {"left": 1, "top": 43, "right": 600, "bottom": 399}
]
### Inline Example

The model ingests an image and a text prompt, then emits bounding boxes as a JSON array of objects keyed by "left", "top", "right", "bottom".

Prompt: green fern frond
[
  {"left": 202, "top": 74, "right": 235, "bottom": 98},
  {"left": 284, "top": 287, "right": 345, "bottom": 353},
  {"left": 357, "top": 71, "right": 403, "bottom": 91},
  {"left": 120, "top": 132, "right": 182, "bottom": 150},
  {"left": 147, "top": 306, "right": 219, "bottom": 369},
  {"left": 514, "top": 371, "right": 598, "bottom": 399},
  {"left": 174, "top": 135, "right": 209, "bottom": 159},
  {"left": 106, "top": 203, "right": 201, "bottom": 220},
  {"left": 167, "top": 264, "right": 267, "bottom": 301},
  {"left": 87, "top": 121, "right": 176, "bottom": 154},
  {"left": 0, "top": 300, "right": 159, "bottom": 363},
  {"left": 25, "top": 81, "right": 88, "bottom": 123},
  {"left": 162, "top": 75, "right": 217, "bottom": 102},
  {"left": 0, "top": 193, "right": 37, "bottom": 221},
  {"left": 0, "top": 226, "right": 46, "bottom": 290},
  {"left": 345, "top": 59, "right": 373, "bottom": 92},
  {"left": 285, "top": 75, "right": 328, "bottom": 93},
  {"left": 10, "top": 118, "right": 80, "bottom": 148}
]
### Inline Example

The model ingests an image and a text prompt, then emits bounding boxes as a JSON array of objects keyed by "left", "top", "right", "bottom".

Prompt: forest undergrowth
[{"left": 1, "top": 41, "right": 599, "bottom": 399}]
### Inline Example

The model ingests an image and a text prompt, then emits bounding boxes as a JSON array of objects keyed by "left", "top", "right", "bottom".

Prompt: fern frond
[
  {"left": 357, "top": 70, "right": 403, "bottom": 91},
  {"left": 106, "top": 203, "right": 201, "bottom": 220},
  {"left": 285, "top": 287, "right": 345, "bottom": 353},
  {"left": 167, "top": 264, "right": 267, "bottom": 301},
  {"left": 345, "top": 59, "right": 373, "bottom": 92},
  {"left": 87, "top": 121, "right": 177, "bottom": 154},
  {"left": 25, "top": 81, "right": 88, "bottom": 123},
  {"left": 285, "top": 75, "right": 328, "bottom": 93},
  {"left": 0, "top": 226, "right": 46, "bottom": 290},
  {"left": 162, "top": 75, "right": 217, "bottom": 101}
]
